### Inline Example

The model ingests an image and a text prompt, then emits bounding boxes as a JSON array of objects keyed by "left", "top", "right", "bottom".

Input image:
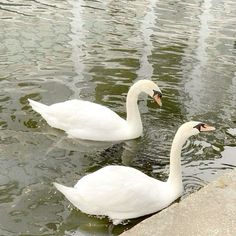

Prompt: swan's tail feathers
[
  {"left": 53, "top": 182, "right": 80, "bottom": 209},
  {"left": 28, "top": 99, "right": 48, "bottom": 115}
]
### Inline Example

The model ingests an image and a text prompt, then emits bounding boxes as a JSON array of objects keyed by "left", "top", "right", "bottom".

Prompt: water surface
[{"left": 0, "top": 0, "right": 236, "bottom": 235}]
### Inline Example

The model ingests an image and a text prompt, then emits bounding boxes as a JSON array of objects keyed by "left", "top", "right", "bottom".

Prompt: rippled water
[{"left": 0, "top": 0, "right": 236, "bottom": 235}]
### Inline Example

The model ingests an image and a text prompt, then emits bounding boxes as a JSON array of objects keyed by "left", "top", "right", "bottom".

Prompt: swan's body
[
  {"left": 28, "top": 80, "right": 162, "bottom": 141},
  {"left": 54, "top": 121, "right": 215, "bottom": 224}
]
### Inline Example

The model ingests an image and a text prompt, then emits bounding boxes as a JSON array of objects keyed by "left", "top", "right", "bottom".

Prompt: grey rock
[{"left": 121, "top": 169, "right": 236, "bottom": 236}]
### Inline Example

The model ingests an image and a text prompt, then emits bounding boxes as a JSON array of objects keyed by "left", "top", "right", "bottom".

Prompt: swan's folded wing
[
  {"left": 74, "top": 166, "right": 167, "bottom": 217},
  {"left": 43, "top": 100, "right": 126, "bottom": 132}
]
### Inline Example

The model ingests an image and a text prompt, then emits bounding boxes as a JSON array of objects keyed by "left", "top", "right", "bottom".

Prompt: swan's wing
[
  {"left": 75, "top": 166, "right": 167, "bottom": 216},
  {"left": 41, "top": 100, "right": 127, "bottom": 138}
]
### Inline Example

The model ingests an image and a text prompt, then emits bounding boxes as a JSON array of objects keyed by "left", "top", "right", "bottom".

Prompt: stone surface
[{"left": 121, "top": 169, "right": 236, "bottom": 236}]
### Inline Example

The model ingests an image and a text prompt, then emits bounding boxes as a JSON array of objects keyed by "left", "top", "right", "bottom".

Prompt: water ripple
[{"left": 0, "top": 0, "right": 236, "bottom": 235}]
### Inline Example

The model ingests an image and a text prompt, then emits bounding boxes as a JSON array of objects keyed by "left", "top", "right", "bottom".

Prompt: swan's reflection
[
  {"left": 44, "top": 129, "right": 140, "bottom": 167},
  {"left": 56, "top": 208, "right": 147, "bottom": 236}
]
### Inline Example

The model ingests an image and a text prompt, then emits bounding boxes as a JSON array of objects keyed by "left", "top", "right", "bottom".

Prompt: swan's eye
[
  {"left": 193, "top": 123, "right": 205, "bottom": 131},
  {"left": 153, "top": 90, "right": 162, "bottom": 98}
]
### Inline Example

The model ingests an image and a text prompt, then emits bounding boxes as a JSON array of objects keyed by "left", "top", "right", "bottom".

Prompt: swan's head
[
  {"left": 179, "top": 121, "right": 215, "bottom": 138},
  {"left": 133, "top": 80, "right": 162, "bottom": 106}
]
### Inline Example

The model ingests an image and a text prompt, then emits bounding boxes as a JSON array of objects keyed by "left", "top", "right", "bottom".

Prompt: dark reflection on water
[{"left": 0, "top": 0, "right": 236, "bottom": 235}]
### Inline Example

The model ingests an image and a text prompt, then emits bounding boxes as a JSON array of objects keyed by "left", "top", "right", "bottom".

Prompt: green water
[{"left": 0, "top": 0, "right": 236, "bottom": 235}]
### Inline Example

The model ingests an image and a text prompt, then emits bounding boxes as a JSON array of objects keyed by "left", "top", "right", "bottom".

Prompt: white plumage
[
  {"left": 28, "top": 80, "right": 162, "bottom": 141},
  {"left": 54, "top": 121, "right": 215, "bottom": 224}
]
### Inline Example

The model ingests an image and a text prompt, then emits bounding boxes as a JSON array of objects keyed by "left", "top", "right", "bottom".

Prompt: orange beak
[
  {"left": 200, "top": 124, "right": 215, "bottom": 132},
  {"left": 153, "top": 94, "right": 162, "bottom": 106}
]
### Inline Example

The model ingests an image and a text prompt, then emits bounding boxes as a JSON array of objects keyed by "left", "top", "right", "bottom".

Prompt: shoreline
[{"left": 120, "top": 169, "right": 236, "bottom": 236}]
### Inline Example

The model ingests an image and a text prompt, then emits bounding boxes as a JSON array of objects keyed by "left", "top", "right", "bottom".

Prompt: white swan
[
  {"left": 53, "top": 121, "right": 215, "bottom": 225},
  {"left": 28, "top": 80, "right": 162, "bottom": 141}
]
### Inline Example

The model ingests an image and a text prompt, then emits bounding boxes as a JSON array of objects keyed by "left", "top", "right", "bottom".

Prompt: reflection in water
[
  {"left": 227, "top": 128, "right": 236, "bottom": 136},
  {"left": 136, "top": 0, "right": 156, "bottom": 80},
  {"left": 57, "top": 208, "right": 148, "bottom": 236},
  {"left": 227, "top": 72, "right": 236, "bottom": 118},
  {"left": 195, "top": 0, "right": 212, "bottom": 66},
  {"left": 0, "top": 0, "right": 236, "bottom": 235},
  {"left": 69, "top": 0, "right": 87, "bottom": 98},
  {"left": 220, "top": 146, "right": 236, "bottom": 167},
  {"left": 185, "top": 0, "right": 213, "bottom": 116},
  {"left": 0, "top": 2, "right": 32, "bottom": 16},
  {"left": 183, "top": 0, "right": 236, "bottom": 120},
  {"left": 45, "top": 133, "right": 122, "bottom": 154}
]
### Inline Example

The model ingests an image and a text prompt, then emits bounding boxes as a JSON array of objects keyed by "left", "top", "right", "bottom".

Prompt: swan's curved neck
[
  {"left": 126, "top": 84, "right": 142, "bottom": 132},
  {"left": 167, "top": 128, "right": 189, "bottom": 187}
]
